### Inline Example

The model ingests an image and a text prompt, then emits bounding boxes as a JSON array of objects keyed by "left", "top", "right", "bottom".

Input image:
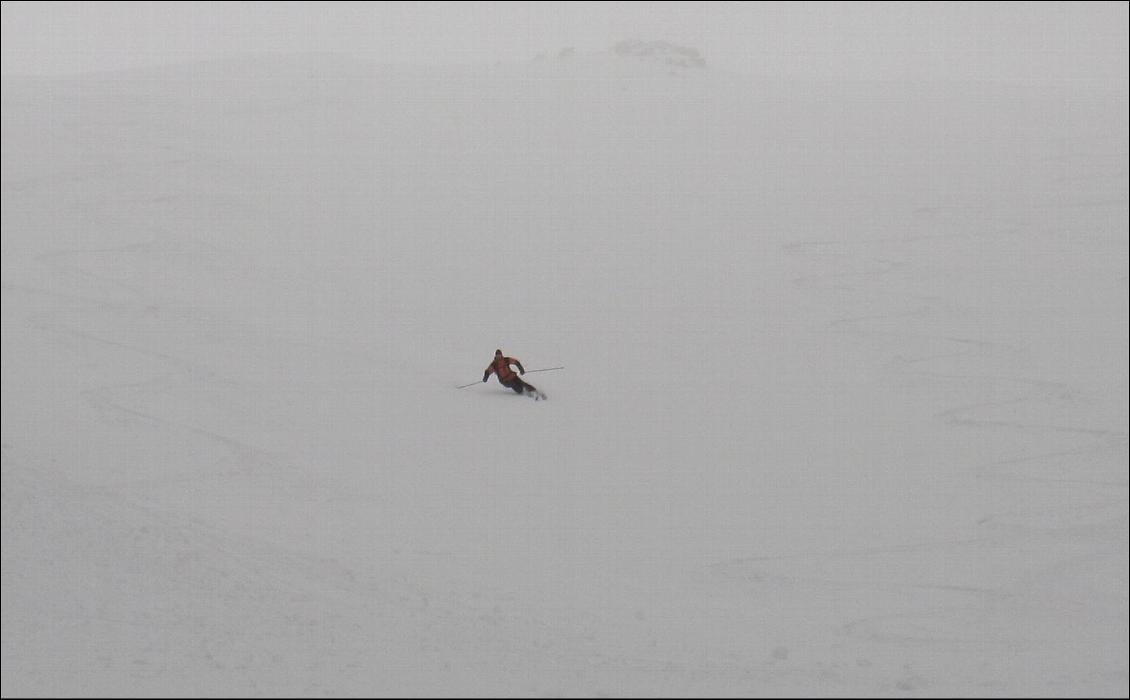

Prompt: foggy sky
[{"left": 2, "top": 1, "right": 1128, "bottom": 87}]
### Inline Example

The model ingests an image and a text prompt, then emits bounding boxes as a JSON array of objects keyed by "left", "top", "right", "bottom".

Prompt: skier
[{"left": 483, "top": 349, "right": 543, "bottom": 399}]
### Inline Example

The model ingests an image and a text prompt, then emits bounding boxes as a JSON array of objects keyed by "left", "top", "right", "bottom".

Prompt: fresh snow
[{"left": 2, "top": 53, "right": 1127, "bottom": 696}]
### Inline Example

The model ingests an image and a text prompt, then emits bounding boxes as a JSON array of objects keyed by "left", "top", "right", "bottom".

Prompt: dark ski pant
[{"left": 502, "top": 377, "right": 536, "bottom": 395}]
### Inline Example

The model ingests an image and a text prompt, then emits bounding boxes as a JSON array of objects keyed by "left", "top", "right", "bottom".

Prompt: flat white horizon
[{"left": 2, "top": 1, "right": 1128, "bottom": 87}]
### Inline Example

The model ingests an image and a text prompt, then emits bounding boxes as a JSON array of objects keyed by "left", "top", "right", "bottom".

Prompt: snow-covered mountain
[{"left": 3, "top": 49, "right": 1127, "bottom": 696}]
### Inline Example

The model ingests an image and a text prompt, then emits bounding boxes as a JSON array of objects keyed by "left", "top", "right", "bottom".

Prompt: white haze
[
  {"left": 2, "top": 5, "right": 1129, "bottom": 699},
  {"left": 2, "top": 1, "right": 1128, "bottom": 87}
]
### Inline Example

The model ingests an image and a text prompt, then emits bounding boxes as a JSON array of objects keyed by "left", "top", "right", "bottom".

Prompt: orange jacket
[{"left": 483, "top": 353, "right": 525, "bottom": 383}]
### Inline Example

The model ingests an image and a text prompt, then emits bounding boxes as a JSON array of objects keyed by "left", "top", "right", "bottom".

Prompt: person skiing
[{"left": 483, "top": 349, "right": 543, "bottom": 399}]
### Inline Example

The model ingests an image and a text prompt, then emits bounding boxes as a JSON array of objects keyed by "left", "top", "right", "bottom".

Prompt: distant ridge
[
  {"left": 611, "top": 40, "right": 706, "bottom": 69},
  {"left": 532, "top": 40, "right": 706, "bottom": 71}
]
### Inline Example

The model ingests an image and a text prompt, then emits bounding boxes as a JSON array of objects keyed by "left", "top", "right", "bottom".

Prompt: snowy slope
[{"left": 3, "top": 52, "right": 1128, "bottom": 696}]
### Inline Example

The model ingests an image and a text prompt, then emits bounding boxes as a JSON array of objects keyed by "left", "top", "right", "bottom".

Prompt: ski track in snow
[{"left": 761, "top": 202, "right": 1128, "bottom": 690}]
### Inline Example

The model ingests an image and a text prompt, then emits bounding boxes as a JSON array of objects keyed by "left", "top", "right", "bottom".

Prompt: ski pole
[{"left": 459, "top": 367, "right": 562, "bottom": 388}]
